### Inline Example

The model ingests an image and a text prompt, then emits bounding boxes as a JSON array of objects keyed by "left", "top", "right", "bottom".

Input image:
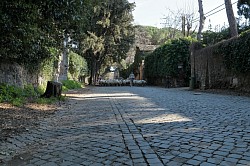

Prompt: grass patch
[
  {"left": 62, "top": 80, "right": 83, "bottom": 91},
  {"left": 0, "top": 80, "right": 82, "bottom": 106},
  {"left": 0, "top": 83, "right": 60, "bottom": 106}
]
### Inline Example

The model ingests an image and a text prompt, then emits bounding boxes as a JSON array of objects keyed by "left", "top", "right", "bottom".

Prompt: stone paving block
[
  {"left": 200, "top": 148, "right": 214, "bottom": 154},
  {"left": 220, "top": 160, "right": 235, "bottom": 166},
  {"left": 228, "top": 153, "right": 242, "bottom": 159},
  {"left": 132, "top": 158, "right": 146, "bottom": 163},
  {"left": 40, "top": 154, "right": 54, "bottom": 160},
  {"left": 200, "top": 162, "right": 217, "bottom": 166},
  {"left": 41, "top": 161, "right": 58, "bottom": 166},
  {"left": 146, "top": 158, "right": 163, "bottom": 166},
  {"left": 207, "top": 157, "right": 223, "bottom": 165},
  {"left": 200, "top": 152, "right": 213, "bottom": 158},
  {"left": 166, "top": 161, "right": 182, "bottom": 166},
  {"left": 224, "top": 157, "right": 238, "bottom": 163},
  {"left": 109, "top": 146, "right": 124, "bottom": 152},
  {"left": 178, "top": 153, "right": 194, "bottom": 159},
  {"left": 193, "top": 155, "right": 206, "bottom": 162},
  {"left": 242, "top": 155, "right": 250, "bottom": 161},
  {"left": 213, "top": 151, "right": 229, "bottom": 157},
  {"left": 238, "top": 159, "right": 250, "bottom": 165},
  {"left": 34, "top": 159, "right": 47, "bottom": 165},
  {"left": 186, "top": 159, "right": 201, "bottom": 166},
  {"left": 144, "top": 154, "right": 158, "bottom": 159},
  {"left": 131, "top": 153, "right": 143, "bottom": 159}
]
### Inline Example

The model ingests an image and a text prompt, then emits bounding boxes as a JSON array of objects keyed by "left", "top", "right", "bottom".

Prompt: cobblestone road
[{"left": 1, "top": 86, "right": 250, "bottom": 166}]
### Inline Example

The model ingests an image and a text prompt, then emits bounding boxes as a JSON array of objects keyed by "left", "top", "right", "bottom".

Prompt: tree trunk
[
  {"left": 182, "top": 16, "right": 186, "bottom": 36},
  {"left": 197, "top": 0, "right": 205, "bottom": 41},
  {"left": 89, "top": 56, "right": 97, "bottom": 85},
  {"left": 224, "top": 0, "right": 238, "bottom": 37},
  {"left": 41, "top": 81, "right": 62, "bottom": 98}
]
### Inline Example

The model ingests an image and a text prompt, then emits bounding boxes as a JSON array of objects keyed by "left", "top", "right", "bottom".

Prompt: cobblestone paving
[{"left": 1, "top": 86, "right": 250, "bottom": 166}]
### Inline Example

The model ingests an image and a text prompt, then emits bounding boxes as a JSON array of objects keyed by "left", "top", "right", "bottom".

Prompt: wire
[
  {"left": 192, "top": 1, "right": 238, "bottom": 24},
  {"left": 161, "top": 1, "right": 238, "bottom": 26}
]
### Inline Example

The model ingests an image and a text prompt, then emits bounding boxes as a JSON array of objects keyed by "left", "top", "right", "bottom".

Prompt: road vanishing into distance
[{"left": 1, "top": 86, "right": 250, "bottom": 166}]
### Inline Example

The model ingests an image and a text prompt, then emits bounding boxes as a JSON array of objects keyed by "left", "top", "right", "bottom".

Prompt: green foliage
[
  {"left": 69, "top": 51, "right": 88, "bottom": 81},
  {"left": 23, "top": 84, "right": 38, "bottom": 97},
  {"left": 144, "top": 38, "right": 195, "bottom": 84},
  {"left": 0, "top": 0, "right": 91, "bottom": 70},
  {"left": 202, "top": 28, "right": 231, "bottom": 46},
  {"left": 215, "top": 30, "right": 250, "bottom": 73},
  {"left": 0, "top": 1, "right": 53, "bottom": 70},
  {"left": 0, "top": 84, "right": 23, "bottom": 102},
  {"left": 0, "top": 84, "right": 42, "bottom": 106},
  {"left": 37, "top": 47, "right": 59, "bottom": 87},
  {"left": 237, "top": 0, "right": 250, "bottom": 21},
  {"left": 84, "top": 0, "right": 135, "bottom": 84},
  {"left": 134, "top": 25, "right": 183, "bottom": 45},
  {"left": 35, "top": 97, "right": 57, "bottom": 105},
  {"left": 62, "top": 80, "right": 83, "bottom": 90},
  {"left": 0, "top": 83, "right": 65, "bottom": 106},
  {"left": 1, "top": 0, "right": 133, "bottom": 85}
]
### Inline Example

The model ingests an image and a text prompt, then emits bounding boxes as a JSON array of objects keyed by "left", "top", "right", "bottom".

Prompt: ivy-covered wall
[
  {"left": 192, "top": 30, "right": 250, "bottom": 92},
  {"left": 144, "top": 38, "right": 194, "bottom": 86}
]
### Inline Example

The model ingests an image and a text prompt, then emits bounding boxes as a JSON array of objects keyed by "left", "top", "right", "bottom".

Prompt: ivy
[
  {"left": 144, "top": 37, "right": 195, "bottom": 85},
  {"left": 68, "top": 51, "right": 88, "bottom": 81},
  {"left": 215, "top": 30, "right": 250, "bottom": 73}
]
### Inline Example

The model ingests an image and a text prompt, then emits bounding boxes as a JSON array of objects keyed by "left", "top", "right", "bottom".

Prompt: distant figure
[
  {"left": 165, "top": 76, "right": 170, "bottom": 88},
  {"left": 129, "top": 72, "right": 135, "bottom": 87}
]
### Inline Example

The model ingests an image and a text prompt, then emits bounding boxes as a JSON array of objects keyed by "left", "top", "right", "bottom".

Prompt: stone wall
[
  {"left": 0, "top": 61, "right": 43, "bottom": 87},
  {"left": 191, "top": 42, "right": 250, "bottom": 93}
]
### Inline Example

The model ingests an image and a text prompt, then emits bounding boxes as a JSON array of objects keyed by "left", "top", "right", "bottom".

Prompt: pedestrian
[
  {"left": 165, "top": 76, "right": 170, "bottom": 88},
  {"left": 129, "top": 72, "right": 135, "bottom": 87}
]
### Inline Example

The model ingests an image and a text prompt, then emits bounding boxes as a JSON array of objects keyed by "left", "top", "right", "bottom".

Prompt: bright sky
[{"left": 128, "top": 0, "right": 239, "bottom": 31}]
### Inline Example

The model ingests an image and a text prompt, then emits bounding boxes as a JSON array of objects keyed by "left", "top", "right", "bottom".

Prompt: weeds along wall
[{"left": 192, "top": 30, "right": 250, "bottom": 92}]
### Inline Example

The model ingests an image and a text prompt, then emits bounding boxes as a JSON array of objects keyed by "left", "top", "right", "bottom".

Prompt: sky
[{"left": 128, "top": 0, "right": 239, "bottom": 31}]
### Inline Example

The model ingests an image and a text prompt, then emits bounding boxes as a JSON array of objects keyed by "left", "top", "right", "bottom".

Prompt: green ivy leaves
[
  {"left": 216, "top": 30, "right": 250, "bottom": 73},
  {"left": 144, "top": 38, "right": 194, "bottom": 83}
]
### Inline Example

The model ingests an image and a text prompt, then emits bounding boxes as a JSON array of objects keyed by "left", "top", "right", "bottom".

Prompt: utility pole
[
  {"left": 197, "top": 0, "right": 205, "bottom": 41},
  {"left": 224, "top": 0, "right": 238, "bottom": 37},
  {"left": 182, "top": 15, "right": 186, "bottom": 37}
]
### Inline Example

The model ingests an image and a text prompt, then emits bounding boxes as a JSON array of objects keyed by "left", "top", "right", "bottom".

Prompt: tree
[
  {"left": 0, "top": 0, "right": 91, "bottom": 71},
  {"left": 0, "top": 0, "right": 52, "bottom": 68},
  {"left": 224, "top": 0, "right": 238, "bottom": 37},
  {"left": 237, "top": 0, "right": 250, "bottom": 26},
  {"left": 197, "top": 0, "right": 205, "bottom": 41},
  {"left": 238, "top": 0, "right": 250, "bottom": 19},
  {"left": 83, "top": 0, "right": 135, "bottom": 85},
  {"left": 162, "top": 8, "right": 197, "bottom": 39}
]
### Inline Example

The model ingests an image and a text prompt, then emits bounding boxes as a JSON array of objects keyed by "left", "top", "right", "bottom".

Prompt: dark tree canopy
[
  {"left": 0, "top": 0, "right": 135, "bottom": 77},
  {"left": 237, "top": 0, "right": 250, "bottom": 20}
]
